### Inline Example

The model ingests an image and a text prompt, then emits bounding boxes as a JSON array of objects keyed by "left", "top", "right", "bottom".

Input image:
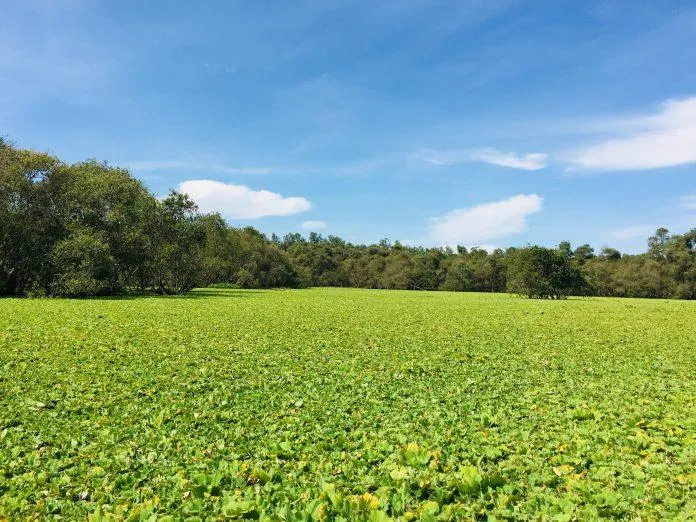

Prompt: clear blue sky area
[{"left": 2, "top": 0, "right": 695, "bottom": 252}]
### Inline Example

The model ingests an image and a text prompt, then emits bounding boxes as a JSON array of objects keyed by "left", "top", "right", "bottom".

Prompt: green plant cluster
[
  {"left": 1, "top": 289, "right": 695, "bottom": 520},
  {"left": 3, "top": 139, "right": 696, "bottom": 300}
]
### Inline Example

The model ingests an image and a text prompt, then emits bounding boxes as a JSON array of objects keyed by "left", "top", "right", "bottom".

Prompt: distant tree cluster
[
  {"left": 2, "top": 140, "right": 695, "bottom": 298},
  {"left": 275, "top": 231, "right": 696, "bottom": 299}
]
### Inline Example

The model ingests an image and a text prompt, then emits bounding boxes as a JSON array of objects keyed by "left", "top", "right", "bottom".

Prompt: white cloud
[
  {"left": 126, "top": 161, "right": 272, "bottom": 175},
  {"left": 469, "top": 149, "right": 549, "bottom": 170},
  {"left": 568, "top": 97, "right": 696, "bottom": 171},
  {"left": 429, "top": 194, "right": 543, "bottom": 244},
  {"left": 178, "top": 179, "right": 311, "bottom": 219},
  {"left": 416, "top": 148, "right": 548, "bottom": 170},
  {"left": 608, "top": 225, "right": 656, "bottom": 241},
  {"left": 677, "top": 195, "right": 696, "bottom": 210},
  {"left": 300, "top": 220, "right": 327, "bottom": 231}
]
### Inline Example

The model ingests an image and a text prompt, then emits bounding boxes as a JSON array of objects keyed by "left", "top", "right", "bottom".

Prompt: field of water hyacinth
[{"left": 1, "top": 288, "right": 695, "bottom": 520}]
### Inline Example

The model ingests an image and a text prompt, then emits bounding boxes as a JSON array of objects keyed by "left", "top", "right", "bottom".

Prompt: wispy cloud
[
  {"left": 126, "top": 161, "right": 272, "bottom": 175},
  {"left": 470, "top": 149, "right": 549, "bottom": 170},
  {"left": 416, "top": 148, "right": 549, "bottom": 170},
  {"left": 127, "top": 158, "right": 397, "bottom": 178},
  {"left": 178, "top": 179, "right": 311, "bottom": 219},
  {"left": 204, "top": 62, "right": 236, "bottom": 74},
  {"left": 429, "top": 194, "right": 543, "bottom": 245},
  {"left": 677, "top": 195, "right": 696, "bottom": 211},
  {"left": 567, "top": 97, "right": 696, "bottom": 171},
  {"left": 300, "top": 220, "right": 327, "bottom": 231},
  {"left": 415, "top": 148, "right": 468, "bottom": 166},
  {"left": 608, "top": 224, "right": 656, "bottom": 241}
]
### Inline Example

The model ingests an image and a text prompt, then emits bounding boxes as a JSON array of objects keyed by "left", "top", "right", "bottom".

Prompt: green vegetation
[
  {"left": 505, "top": 246, "right": 586, "bottom": 299},
  {"left": 1, "top": 288, "right": 695, "bottom": 520},
  {"left": 2, "top": 139, "right": 696, "bottom": 299}
]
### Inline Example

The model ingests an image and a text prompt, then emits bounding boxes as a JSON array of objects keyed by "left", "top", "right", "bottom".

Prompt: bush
[{"left": 507, "top": 246, "right": 586, "bottom": 299}]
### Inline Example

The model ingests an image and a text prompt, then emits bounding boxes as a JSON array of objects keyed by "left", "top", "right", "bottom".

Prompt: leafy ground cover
[{"left": 1, "top": 288, "right": 695, "bottom": 520}]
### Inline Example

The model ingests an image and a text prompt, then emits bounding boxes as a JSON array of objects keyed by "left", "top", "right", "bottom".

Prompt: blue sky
[{"left": 2, "top": 0, "right": 695, "bottom": 252}]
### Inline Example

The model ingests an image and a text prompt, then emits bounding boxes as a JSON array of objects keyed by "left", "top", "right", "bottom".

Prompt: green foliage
[
  {"left": 206, "top": 282, "right": 242, "bottom": 289},
  {"left": 51, "top": 228, "right": 119, "bottom": 296},
  {"left": 62, "top": 160, "right": 159, "bottom": 291},
  {"left": 1, "top": 140, "right": 695, "bottom": 299},
  {"left": 281, "top": 233, "right": 696, "bottom": 300},
  {"left": 0, "top": 142, "right": 65, "bottom": 295},
  {"left": 230, "top": 228, "right": 300, "bottom": 289},
  {"left": 506, "top": 246, "right": 586, "bottom": 299},
  {"left": 0, "top": 143, "right": 299, "bottom": 297},
  {"left": 1, "top": 289, "right": 695, "bottom": 519},
  {"left": 152, "top": 191, "right": 206, "bottom": 294}
]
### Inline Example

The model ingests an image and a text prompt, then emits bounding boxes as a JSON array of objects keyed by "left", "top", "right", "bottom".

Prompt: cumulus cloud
[
  {"left": 429, "top": 194, "right": 543, "bottom": 244},
  {"left": 568, "top": 97, "right": 696, "bottom": 171},
  {"left": 300, "top": 220, "right": 327, "bottom": 231},
  {"left": 178, "top": 179, "right": 311, "bottom": 219},
  {"left": 416, "top": 148, "right": 548, "bottom": 170}
]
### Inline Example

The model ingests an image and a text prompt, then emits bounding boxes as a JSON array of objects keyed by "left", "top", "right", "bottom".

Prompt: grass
[{"left": 1, "top": 288, "right": 695, "bottom": 520}]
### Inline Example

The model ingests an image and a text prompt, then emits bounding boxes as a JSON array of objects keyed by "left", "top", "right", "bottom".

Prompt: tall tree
[{"left": 152, "top": 191, "right": 206, "bottom": 294}]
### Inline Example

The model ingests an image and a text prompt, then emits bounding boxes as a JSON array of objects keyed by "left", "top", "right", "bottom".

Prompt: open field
[{"left": 1, "top": 288, "right": 695, "bottom": 520}]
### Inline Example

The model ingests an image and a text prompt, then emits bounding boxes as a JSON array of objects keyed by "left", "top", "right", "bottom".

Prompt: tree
[
  {"left": 573, "top": 244, "right": 595, "bottom": 264},
  {"left": 0, "top": 143, "right": 65, "bottom": 295},
  {"left": 61, "top": 160, "right": 158, "bottom": 291},
  {"left": 665, "top": 228, "right": 696, "bottom": 299},
  {"left": 600, "top": 247, "right": 621, "bottom": 261},
  {"left": 648, "top": 227, "right": 670, "bottom": 259},
  {"left": 507, "top": 246, "right": 586, "bottom": 299},
  {"left": 3, "top": 137, "right": 696, "bottom": 299},
  {"left": 558, "top": 241, "right": 573, "bottom": 258},
  {"left": 230, "top": 227, "right": 299, "bottom": 288},
  {"left": 442, "top": 257, "right": 474, "bottom": 291},
  {"left": 198, "top": 213, "right": 237, "bottom": 285},
  {"left": 152, "top": 191, "right": 206, "bottom": 294}
]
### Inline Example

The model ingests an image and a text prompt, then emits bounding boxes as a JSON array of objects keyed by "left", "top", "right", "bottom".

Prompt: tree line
[{"left": 2, "top": 140, "right": 695, "bottom": 299}]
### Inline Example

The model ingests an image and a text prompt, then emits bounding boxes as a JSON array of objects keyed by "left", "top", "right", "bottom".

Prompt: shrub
[
  {"left": 507, "top": 246, "right": 586, "bottom": 299},
  {"left": 50, "top": 229, "right": 119, "bottom": 296}
]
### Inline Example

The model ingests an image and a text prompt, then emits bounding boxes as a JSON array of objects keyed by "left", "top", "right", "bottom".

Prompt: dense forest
[{"left": 2, "top": 139, "right": 695, "bottom": 299}]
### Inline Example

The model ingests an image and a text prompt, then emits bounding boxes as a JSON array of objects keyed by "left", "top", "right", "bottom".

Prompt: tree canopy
[{"left": 1, "top": 140, "right": 695, "bottom": 299}]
